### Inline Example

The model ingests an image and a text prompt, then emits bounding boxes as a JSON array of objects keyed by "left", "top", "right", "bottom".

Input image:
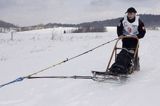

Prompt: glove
[{"left": 118, "top": 35, "right": 124, "bottom": 39}]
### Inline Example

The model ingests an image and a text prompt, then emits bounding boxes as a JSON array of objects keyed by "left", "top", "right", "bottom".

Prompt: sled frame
[{"left": 106, "top": 36, "right": 139, "bottom": 73}]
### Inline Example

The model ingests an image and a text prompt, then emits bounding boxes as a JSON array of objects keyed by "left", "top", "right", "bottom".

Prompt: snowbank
[{"left": 105, "top": 26, "right": 117, "bottom": 32}]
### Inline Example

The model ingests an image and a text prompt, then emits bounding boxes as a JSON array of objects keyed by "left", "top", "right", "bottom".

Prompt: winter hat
[{"left": 126, "top": 7, "right": 137, "bottom": 13}]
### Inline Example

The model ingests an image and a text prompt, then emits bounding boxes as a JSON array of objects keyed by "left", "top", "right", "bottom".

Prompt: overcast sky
[{"left": 0, "top": 0, "right": 160, "bottom": 26}]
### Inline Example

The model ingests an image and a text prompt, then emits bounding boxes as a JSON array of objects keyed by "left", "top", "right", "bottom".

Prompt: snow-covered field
[{"left": 0, "top": 28, "right": 160, "bottom": 106}]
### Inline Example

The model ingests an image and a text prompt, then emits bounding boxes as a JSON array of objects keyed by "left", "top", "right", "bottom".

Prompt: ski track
[{"left": 0, "top": 29, "right": 160, "bottom": 106}]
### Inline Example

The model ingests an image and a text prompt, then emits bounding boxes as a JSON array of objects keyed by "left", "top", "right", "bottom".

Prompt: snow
[
  {"left": 105, "top": 26, "right": 117, "bottom": 32},
  {"left": 0, "top": 28, "right": 160, "bottom": 106}
]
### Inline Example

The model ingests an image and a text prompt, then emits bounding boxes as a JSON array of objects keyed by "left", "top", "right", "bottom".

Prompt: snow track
[{"left": 0, "top": 29, "right": 160, "bottom": 106}]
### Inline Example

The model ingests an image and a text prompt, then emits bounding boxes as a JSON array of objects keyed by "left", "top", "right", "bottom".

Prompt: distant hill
[
  {"left": 0, "top": 14, "right": 159, "bottom": 32},
  {"left": 75, "top": 14, "right": 160, "bottom": 28},
  {"left": 140, "top": 14, "right": 160, "bottom": 27},
  {"left": 0, "top": 20, "right": 17, "bottom": 28},
  {"left": 42, "top": 14, "right": 160, "bottom": 29},
  {"left": 44, "top": 14, "right": 160, "bottom": 32}
]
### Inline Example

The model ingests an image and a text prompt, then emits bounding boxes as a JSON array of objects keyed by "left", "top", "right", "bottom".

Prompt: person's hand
[
  {"left": 118, "top": 35, "right": 124, "bottom": 39},
  {"left": 126, "top": 35, "right": 138, "bottom": 39}
]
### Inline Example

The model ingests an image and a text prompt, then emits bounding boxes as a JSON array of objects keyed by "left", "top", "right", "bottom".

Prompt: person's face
[{"left": 127, "top": 12, "right": 136, "bottom": 20}]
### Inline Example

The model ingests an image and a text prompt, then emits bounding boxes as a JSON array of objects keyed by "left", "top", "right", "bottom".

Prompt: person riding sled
[{"left": 109, "top": 7, "right": 146, "bottom": 75}]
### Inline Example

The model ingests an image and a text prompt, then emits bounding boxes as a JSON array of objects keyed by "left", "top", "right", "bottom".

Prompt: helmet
[{"left": 126, "top": 7, "right": 137, "bottom": 13}]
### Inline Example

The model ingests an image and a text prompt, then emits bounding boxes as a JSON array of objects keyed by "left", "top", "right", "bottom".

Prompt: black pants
[{"left": 122, "top": 38, "right": 138, "bottom": 51}]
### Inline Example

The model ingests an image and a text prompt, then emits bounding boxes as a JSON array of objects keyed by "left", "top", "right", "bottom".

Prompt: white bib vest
[{"left": 122, "top": 15, "right": 139, "bottom": 36}]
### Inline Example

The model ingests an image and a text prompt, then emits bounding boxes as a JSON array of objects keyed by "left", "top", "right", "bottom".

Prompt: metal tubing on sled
[
  {"left": 106, "top": 36, "right": 139, "bottom": 72},
  {"left": 27, "top": 76, "right": 93, "bottom": 79}
]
